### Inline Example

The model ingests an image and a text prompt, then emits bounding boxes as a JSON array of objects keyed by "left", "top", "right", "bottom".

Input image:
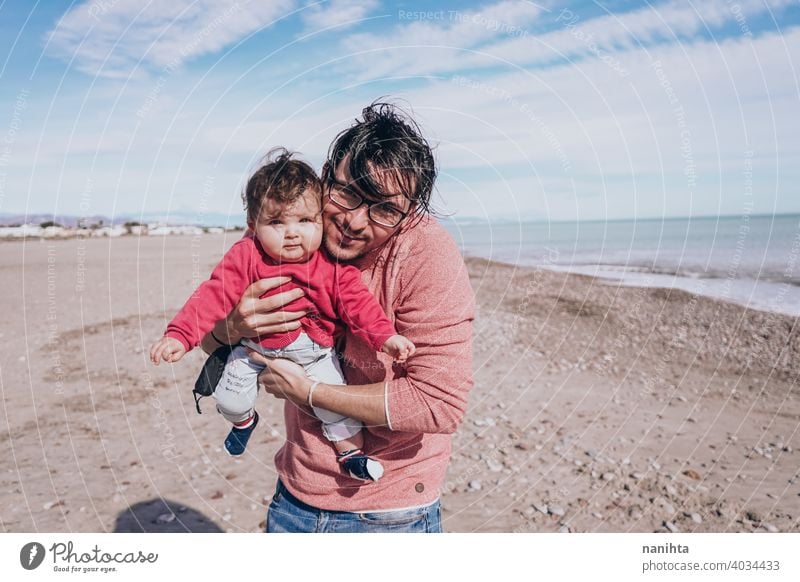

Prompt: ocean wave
[{"left": 554, "top": 261, "right": 800, "bottom": 287}]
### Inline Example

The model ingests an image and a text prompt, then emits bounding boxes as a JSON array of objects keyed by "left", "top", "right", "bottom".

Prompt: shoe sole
[
  {"left": 348, "top": 458, "right": 384, "bottom": 482},
  {"left": 366, "top": 459, "right": 384, "bottom": 481}
]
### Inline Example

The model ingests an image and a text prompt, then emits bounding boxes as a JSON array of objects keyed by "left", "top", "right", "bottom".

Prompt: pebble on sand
[
  {"left": 155, "top": 512, "right": 176, "bottom": 524},
  {"left": 532, "top": 502, "right": 548, "bottom": 515},
  {"left": 682, "top": 469, "right": 702, "bottom": 480}
]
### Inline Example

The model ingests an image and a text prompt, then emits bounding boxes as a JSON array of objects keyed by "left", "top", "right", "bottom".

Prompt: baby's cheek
[{"left": 309, "top": 225, "right": 324, "bottom": 247}]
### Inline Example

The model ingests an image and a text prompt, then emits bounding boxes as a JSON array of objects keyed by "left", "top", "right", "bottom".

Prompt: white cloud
[
  {"left": 388, "top": 21, "right": 800, "bottom": 218},
  {"left": 337, "top": 0, "right": 795, "bottom": 80},
  {"left": 340, "top": 0, "right": 543, "bottom": 80},
  {"left": 45, "top": 0, "right": 295, "bottom": 77},
  {"left": 475, "top": 0, "right": 797, "bottom": 72},
  {"left": 300, "top": 0, "right": 382, "bottom": 35},
  {"left": 15, "top": 0, "right": 798, "bottom": 220}
]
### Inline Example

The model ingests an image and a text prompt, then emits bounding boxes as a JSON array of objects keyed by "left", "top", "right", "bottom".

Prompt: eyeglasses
[{"left": 324, "top": 169, "right": 408, "bottom": 228}]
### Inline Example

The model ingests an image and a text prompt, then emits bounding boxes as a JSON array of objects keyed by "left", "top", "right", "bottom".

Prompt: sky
[{"left": 0, "top": 0, "right": 798, "bottom": 223}]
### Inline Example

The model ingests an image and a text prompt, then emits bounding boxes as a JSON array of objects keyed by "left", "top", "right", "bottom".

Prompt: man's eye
[
  {"left": 268, "top": 219, "right": 281, "bottom": 225},
  {"left": 376, "top": 205, "right": 401, "bottom": 217},
  {"left": 300, "top": 218, "right": 312, "bottom": 223},
  {"left": 341, "top": 188, "right": 361, "bottom": 201}
]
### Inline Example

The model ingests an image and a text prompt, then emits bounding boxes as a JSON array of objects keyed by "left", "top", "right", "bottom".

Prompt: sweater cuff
[
  {"left": 371, "top": 332, "right": 395, "bottom": 353},
  {"left": 384, "top": 382, "right": 392, "bottom": 431}
]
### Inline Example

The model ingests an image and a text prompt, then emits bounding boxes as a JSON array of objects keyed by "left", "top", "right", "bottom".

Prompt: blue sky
[{"left": 0, "top": 0, "right": 798, "bottom": 223}]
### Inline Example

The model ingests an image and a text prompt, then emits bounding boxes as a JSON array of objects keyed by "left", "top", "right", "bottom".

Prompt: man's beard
[{"left": 322, "top": 235, "right": 367, "bottom": 263}]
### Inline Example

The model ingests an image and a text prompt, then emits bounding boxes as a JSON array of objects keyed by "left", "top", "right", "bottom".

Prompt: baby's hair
[{"left": 243, "top": 147, "right": 322, "bottom": 223}]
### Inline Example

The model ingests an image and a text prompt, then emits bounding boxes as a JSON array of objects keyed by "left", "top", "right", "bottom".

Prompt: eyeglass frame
[{"left": 322, "top": 163, "right": 410, "bottom": 228}]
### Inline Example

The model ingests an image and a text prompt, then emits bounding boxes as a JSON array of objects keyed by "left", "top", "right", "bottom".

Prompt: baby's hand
[
  {"left": 382, "top": 335, "right": 416, "bottom": 363},
  {"left": 149, "top": 337, "right": 186, "bottom": 365}
]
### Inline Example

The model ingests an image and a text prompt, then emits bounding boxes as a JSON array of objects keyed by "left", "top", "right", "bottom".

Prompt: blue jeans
[{"left": 266, "top": 480, "right": 442, "bottom": 533}]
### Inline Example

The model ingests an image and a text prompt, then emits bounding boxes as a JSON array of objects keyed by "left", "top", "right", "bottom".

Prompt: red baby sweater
[{"left": 165, "top": 234, "right": 396, "bottom": 353}]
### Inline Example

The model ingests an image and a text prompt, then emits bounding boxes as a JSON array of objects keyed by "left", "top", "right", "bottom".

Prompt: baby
[{"left": 149, "top": 148, "right": 414, "bottom": 482}]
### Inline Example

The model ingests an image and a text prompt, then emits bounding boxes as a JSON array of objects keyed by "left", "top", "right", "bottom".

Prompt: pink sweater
[
  {"left": 164, "top": 235, "right": 396, "bottom": 353},
  {"left": 275, "top": 217, "right": 475, "bottom": 511}
]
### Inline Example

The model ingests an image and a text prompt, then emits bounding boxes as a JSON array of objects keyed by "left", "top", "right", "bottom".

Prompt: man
[{"left": 201, "top": 102, "right": 474, "bottom": 532}]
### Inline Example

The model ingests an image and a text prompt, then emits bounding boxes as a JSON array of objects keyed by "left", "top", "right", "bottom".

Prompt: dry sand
[{"left": 1, "top": 234, "right": 798, "bottom": 532}]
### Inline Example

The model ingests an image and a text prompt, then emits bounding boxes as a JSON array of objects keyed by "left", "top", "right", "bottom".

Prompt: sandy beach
[{"left": 1, "top": 234, "right": 798, "bottom": 533}]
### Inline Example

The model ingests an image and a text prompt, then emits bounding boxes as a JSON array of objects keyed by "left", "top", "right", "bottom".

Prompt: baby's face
[{"left": 250, "top": 189, "right": 323, "bottom": 263}]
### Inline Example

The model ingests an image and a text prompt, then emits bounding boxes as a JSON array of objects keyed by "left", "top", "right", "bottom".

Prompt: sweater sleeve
[
  {"left": 334, "top": 264, "right": 397, "bottom": 352},
  {"left": 385, "top": 231, "right": 475, "bottom": 434},
  {"left": 165, "top": 239, "right": 252, "bottom": 352}
]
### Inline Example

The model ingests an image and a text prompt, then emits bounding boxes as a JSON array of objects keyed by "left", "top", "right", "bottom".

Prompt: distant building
[
  {"left": 92, "top": 226, "right": 125, "bottom": 237},
  {"left": 0, "top": 221, "right": 233, "bottom": 240},
  {"left": 42, "top": 225, "right": 66, "bottom": 238},
  {"left": 147, "top": 224, "right": 203, "bottom": 236},
  {"left": 123, "top": 222, "right": 148, "bottom": 236},
  {"left": 0, "top": 224, "right": 44, "bottom": 238}
]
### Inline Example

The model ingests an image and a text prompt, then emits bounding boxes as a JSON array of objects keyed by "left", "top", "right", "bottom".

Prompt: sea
[{"left": 442, "top": 214, "right": 800, "bottom": 317}]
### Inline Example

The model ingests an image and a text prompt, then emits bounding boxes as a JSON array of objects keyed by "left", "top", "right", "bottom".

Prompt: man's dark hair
[
  {"left": 243, "top": 147, "right": 321, "bottom": 223},
  {"left": 326, "top": 101, "right": 437, "bottom": 218}
]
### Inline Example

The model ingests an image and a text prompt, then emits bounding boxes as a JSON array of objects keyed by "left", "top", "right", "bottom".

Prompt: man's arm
[
  {"left": 252, "top": 358, "right": 388, "bottom": 427},
  {"left": 381, "top": 230, "right": 474, "bottom": 434}
]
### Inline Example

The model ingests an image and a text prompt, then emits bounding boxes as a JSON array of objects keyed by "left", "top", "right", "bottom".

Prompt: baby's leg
[
  {"left": 214, "top": 345, "right": 264, "bottom": 422},
  {"left": 304, "top": 347, "right": 364, "bottom": 445},
  {"left": 316, "top": 410, "right": 365, "bottom": 453},
  {"left": 213, "top": 345, "right": 264, "bottom": 456},
  {"left": 305, "top": 347, "right": 383, "bottom": 481}
]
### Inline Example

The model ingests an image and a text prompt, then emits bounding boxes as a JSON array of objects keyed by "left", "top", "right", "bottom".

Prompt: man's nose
[{"left": 343, "top": 204, "right": 370, "bottom": 232}]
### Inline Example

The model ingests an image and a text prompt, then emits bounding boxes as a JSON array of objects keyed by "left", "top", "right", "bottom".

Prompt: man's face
[{"left": 322, "top": 157, "right": 412, "bottom": 263}]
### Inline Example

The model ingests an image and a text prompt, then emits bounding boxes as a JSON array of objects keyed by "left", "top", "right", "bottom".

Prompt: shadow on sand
[{"left": 114, "top": 498, "right": 224, "bottom": 533}]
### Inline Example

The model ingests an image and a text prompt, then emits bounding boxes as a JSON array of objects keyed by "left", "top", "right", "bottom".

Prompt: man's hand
[
  {"left": 202, "top": 276, "right": 307, "bottom": 353},
  {"left": 248, "top": 350, "right": 311, "bottom": 407},
  {"left": 249, "top": 349, "right": 389, "bottom": 427},
  {"left": 150, "top": 337, "right": 186, "bottom": 365},
  {"left": 382, "top": 335, "right": 416, "bottom": 363}
]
